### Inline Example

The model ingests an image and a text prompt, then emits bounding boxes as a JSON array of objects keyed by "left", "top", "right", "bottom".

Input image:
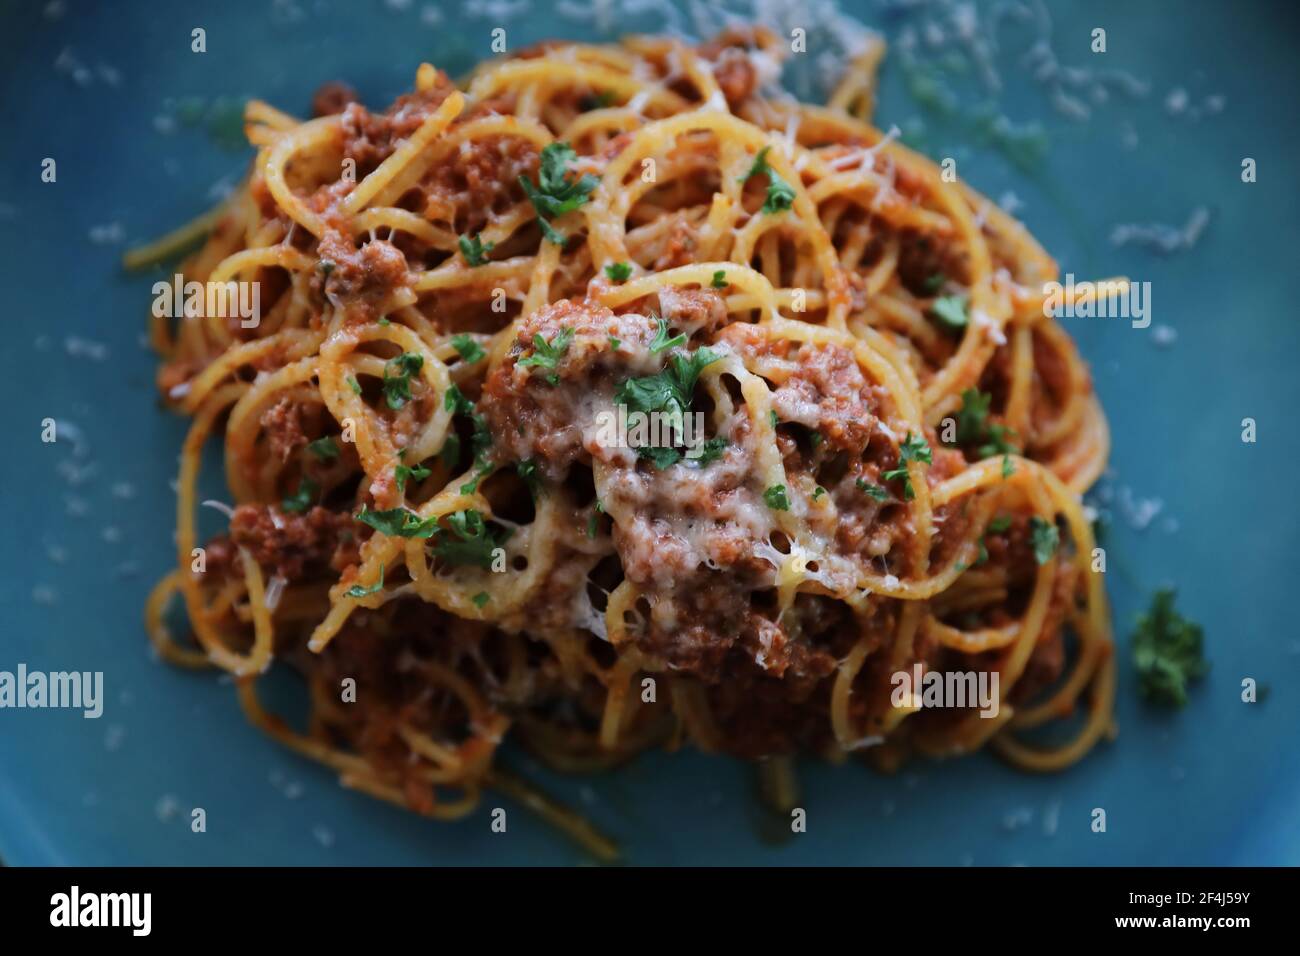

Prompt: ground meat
[
  {"left": 982, "top": 514, "right": 1046, "bottom": 587},
  {"left": 311, "top": 81, "right": 359, "bottom": 117},
  {"left": 721, "top": 324, "right": 883, "bottom": 452},
  {"left": 480, "top": 298, "right": 659, "bottom": 478},
  {"left": 424, "top": 134, "right": 539, "bottom": 232},
  {"left": 707, "top": 672, "right": 834, "bottom": 757},
  {"left": 657, "top": 286, "right": 728, "bottom": 336},
  {"left": 709, "top": 48, "right": 758, "bottom": 108},
  {"left": 338, "top": 73, "right": 455, "bottom": 173},
  {"left": 600, "top": 131, "right": 636, "bottom": 162},
  {"left": 652, "top": 216, "right": 699, "bottom": 271},
  {"left": 896, "top": 228, "right": 968, "bottom": 299},
  {"left": 316, "top": 233, "right": 410, "bottom": 325},
  {"left": 260, "top": 397, "right": 305, "bottom": 462},
  {"left": 698, "top": 26, "right": 774, "bottom": 109},
  {"left": 225, "top": 504, "right": 360, "bottom": 581}
]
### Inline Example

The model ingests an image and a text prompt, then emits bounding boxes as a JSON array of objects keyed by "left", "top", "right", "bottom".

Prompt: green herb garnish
[
  {"left": 929, "top": 294, "right": 968, "bottom": 329},
  {"left": 954, "top": 388, "right": 1018, "bottom": 458},
  {"left": 306, "top": 436, "right": 339, "bottom": 461},
  {"left": 764, "top": 484, "right": 790, "bottom": 511},
  {"left": 516, "top": 458, "right": 542, "bottom": 498},
  {"left": 394, "top": 460, "right": 431, "bottom": 493},
  {"left": 881, "top": 432, "right": 932, "bottom": 500},
  {"left": 518, "top": 142, "right": 598, "bottom": 245},
  {"left": 281, "top": 477, "right": 318, "bottom": 514},
  {"left": 431, "top": 509, "right": 509, "bottom": 568},
  {"left": 518, "top": 326, "right": 575, "bottom": 385},
  {"left": 1133, "top": 590, "right": 1208, "bottom": 708},
  {"left": 637, "top": 445, "right": 682, "bottom": 470},
  {"left": 739, "top": 145, "right": 796, "bottom": 214},
  {"left": 345, "top": 564, "right": 384, "bottom": 599},
  {"left": 355, "top": 506, "right": 439, "bottom": 538},
  {"left": 458, "top": 233, "right": 495, "bottom": 267},
  {"left": 1029, "top": 515, "right": 1060, "bottom": 564},
  {"left": 451, "top": 333, "right": 486, "bottom": 364},
  {"left": 649, "top": 317, "right": 686, "bottom": 354},
  {"left": 382, "top": 352, "right": 424, "bottom": 410},
  {"left": 856, "top": 478, "right": 890, "bottom": 501}
]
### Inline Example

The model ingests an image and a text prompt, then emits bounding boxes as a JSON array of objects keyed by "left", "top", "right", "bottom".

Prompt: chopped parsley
[
  {"left": 458, "top": 233, "right": 494, "bottom": 267},
  {"left": 608, "top": 335, "right": 622, "bottom": 350},
  {"left": 518, "top": 142, "right": 598, "bottom": 245},
  {"left": 923, "top": 273, "right": 946, "bottom": 295},
  {"left": 355, "top": 506, "right": 439, "bottom": 538},
  {"left": 954, "top": 388, "right": 1018, "bottom": 458},
  {"left": 637, "top": 445, "right": 683, "bottom": 470},
  {"left": 711, "top": 270, "right": 728, "bottom": 289},
  {"left": 856, "top": 477, "right": 890, "bottom": 501},
  {"left": 516, "top": 458, "right": 542, "bottom": 498},
  {"left": 614, "top": 347, "right": 720, "bottom": 424},
  {"left": 929, "top": 294, "right": 968, "bottom": 329},
  {"left": 881, "top": 432, "right": 932, "bottom": 500},
  {"left": 430, "top": 509, "right": 509, "bottom": 569},
  {"left": 649, "top": 317, "right": 686, "bottom": 354},
  {"left": 347, "top": 375, "right": 362, "bottom": 396},
  {"left": 451, "top": 334, "right": 486, "bottom": 364},
  {"left": 813, "top": 486, "right": 827, "bottom": 501},
  {"left": 472, "top": 591, "right": 491, "bottom": 609},
  {"left": 640, "top": 435, "right": 728, "bottom": 471},
  {"left": 345, "top": 564, "right": 384, "bottom": 599},
  {"left": 764, "top": 484, "right": 790, "bottom": 511},
  {"left": 439, "top": 433, "right": 461, "bottom": 467},
  {"left": 518, "top": 326, "right": 575, "bottom": 385},
  {"left": 987, "top": 514, "right": 1012, "bottom": 534},
  {"left": 605, "top": 261, "right": 632, "bottom": 282},
  {"left": 579, "top": 90, "right": 617, "bottom": 111},
  {"left": 739, "top": 145, "right": 796, "bottom": 214},
  {"left": 1133, "top": 589, "right": 1208, "bottom": 708},
  {"left": 694, "top": 436, "right": 728, "bottom": 466},
  {"left": 306, "top": 436, "right": 339, "bottom": 461},
  {"left": 1029, "top": 515, "right": 1060, "bottom": 564},
  {"left": 382, "top": 352, "right": 424, "bottom": 410},
  {"left": 614, "top": 348, "right": 721, "bottom": 465},
  {"left": 394, "top": 459, "right": 431, "bottom": 493},
  {"left": 443, "top": 384, "right": 493, "bottom": 481},
  {"left": 281, "top": 477, "right": 318, "bottom": 514},
  {"left": 443, "top": 384, "right": 492, "bottom": 455},
  {"left": 459, "top": 459, "right": 493, "bottom": 495},
  {"left": 318, "top": 259, "right": 335, "bottom": 277},
  {"left": 770, "top": 410, "right": 779, "bottom": 428}
]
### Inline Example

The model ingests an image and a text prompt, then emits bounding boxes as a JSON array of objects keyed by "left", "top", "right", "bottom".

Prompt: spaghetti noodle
[{"left": 136, "top": 28, "right": 1117, "bottom": 860}]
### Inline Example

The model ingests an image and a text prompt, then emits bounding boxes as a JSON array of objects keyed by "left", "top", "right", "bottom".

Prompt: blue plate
[{"left": 1, "top": 0, "right": 1296, "bottom": 865}]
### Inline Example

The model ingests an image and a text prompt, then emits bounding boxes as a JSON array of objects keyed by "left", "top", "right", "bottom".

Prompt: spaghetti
[{"left": 137, "top": 28, "right": 1117, "bottom": 860}]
